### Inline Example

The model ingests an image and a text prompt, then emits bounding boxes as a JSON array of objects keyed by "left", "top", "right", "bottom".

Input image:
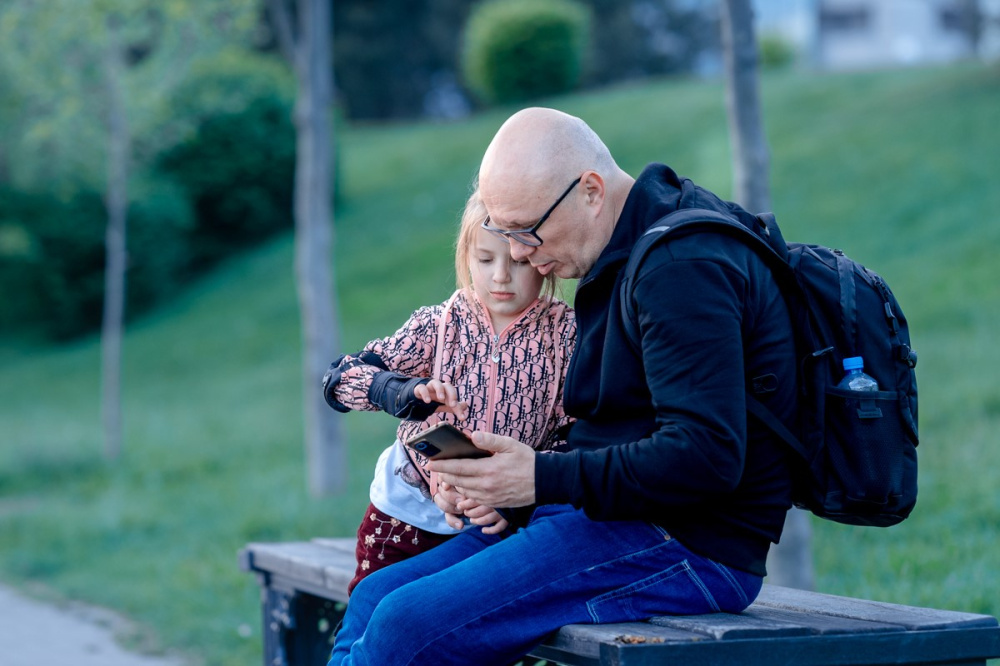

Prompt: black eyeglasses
[{"left": 481, "top": 177, "right": 581, "bottom": 247}]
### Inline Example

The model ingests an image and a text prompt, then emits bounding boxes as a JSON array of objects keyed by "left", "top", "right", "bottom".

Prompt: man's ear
[{"left": 580, "top": 170, "right": 606, "bottom": 212}]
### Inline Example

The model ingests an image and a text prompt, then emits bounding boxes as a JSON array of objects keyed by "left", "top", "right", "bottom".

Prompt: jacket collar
[
  {"left": 580, "top": 163, "right": 757, "bottom": 287},
  {"left": 581, "top": 164, "right": 685, "bottom": 285}
]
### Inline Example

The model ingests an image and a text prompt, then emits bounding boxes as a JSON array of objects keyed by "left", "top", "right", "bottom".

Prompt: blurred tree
[
  {"left": 330, "top": 0, "right": 471, "bottom": 120},
  {"left": 585, "top": 0, "right": 719, "bottom": 84},
  {"left": 951, "top": 0, "right": 984, "bottom": 55},
  {"left": 102, "top": 12, "right": 129, "bottom": 460},
  {"left": 0, "top": 0, "right": 259, "bottom": 459},
  {"left": 720, "top": 0, "right": 770, "bottom": 215},
  {"left": 0, "top": 65, "right": 20, "bottom": 183},
  {"left": 0, "top": 1, "right": 260, "bottom": 192},
  {"left": 266, "top": 0, "right": 346, "bottom": 497},
  {"left": 719, "top": 0, "right": 814, "bottom": 591}
]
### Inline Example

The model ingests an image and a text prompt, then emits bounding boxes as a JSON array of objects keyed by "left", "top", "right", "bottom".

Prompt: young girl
[{"left": 322, "top": 189, "right": 576, "bottom": 594}]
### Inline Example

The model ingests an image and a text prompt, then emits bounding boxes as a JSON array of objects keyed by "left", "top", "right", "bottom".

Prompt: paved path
[{"left": 0, "top": 583, "right": 188, "bottom": 666}]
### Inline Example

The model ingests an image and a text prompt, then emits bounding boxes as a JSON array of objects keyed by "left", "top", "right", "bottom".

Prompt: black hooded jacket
[{"left": 534, "top": 164, "right": 798, "bottom": 576}]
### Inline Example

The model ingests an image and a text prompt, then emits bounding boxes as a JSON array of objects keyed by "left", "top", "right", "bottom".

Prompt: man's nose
[{"left": 509, "top": 240, "right": 534, "bottom": 263}]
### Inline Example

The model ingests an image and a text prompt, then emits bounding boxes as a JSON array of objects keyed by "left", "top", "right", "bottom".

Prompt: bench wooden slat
[
  {"left": 649, "top": 610, "right": 815, "bottom": 639},
  {"left": 742, "top": 605, "right": 906, "bottom": 635},
  {"left": 539, "top": 620, "right": 709, "bottom": 656},
  {"left": 531, "top": 605, "right": 908, "bottom": 664},
  {"left": 310, "top": 537, "right": 357, "bottom": 555},
  {"left": 754, "top": 584, "right": 999, "bottom": 631},
  {"left": 241, "top": 541, "right": 355, "bottom": 600}
]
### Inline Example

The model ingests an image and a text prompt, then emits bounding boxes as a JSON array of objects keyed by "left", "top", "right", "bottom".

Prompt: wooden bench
[{"left": 240, "top": 537, "right": 1000, "bottom": 666}]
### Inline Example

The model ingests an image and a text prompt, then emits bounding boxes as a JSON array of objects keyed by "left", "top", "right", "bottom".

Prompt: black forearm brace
[
  {"left": 367, "top": 371, "right": 439, "bottom": 421},
  {"left": 321, "top": 352, "right": 440, "bottom": 420}
]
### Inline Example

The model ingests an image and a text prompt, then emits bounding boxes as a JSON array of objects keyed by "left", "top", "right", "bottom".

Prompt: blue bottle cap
[{"left": 842, "top": 356, "right": 864, "bottom": 372}]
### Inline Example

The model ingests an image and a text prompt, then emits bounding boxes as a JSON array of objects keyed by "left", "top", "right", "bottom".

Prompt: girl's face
[{"left": 470, "top": 226, "right": 544, "bottom": 331}]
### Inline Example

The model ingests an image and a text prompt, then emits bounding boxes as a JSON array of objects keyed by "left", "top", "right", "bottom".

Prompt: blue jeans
[{"left": 328, "top": 504, "right": 762, "bottom": 666}]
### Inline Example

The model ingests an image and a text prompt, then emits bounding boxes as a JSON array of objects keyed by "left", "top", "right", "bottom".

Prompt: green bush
[
  {"left": 462, "top": 0, "right": 590, "bottom": 105},
  {"left": 0, "top": 184, "right": 192, "bottom": 341},
  {"left": 151, "top": 50, "right": 296, "bottom": 269},
  {"left": 156, "top": 95, "right": 296, "bottom": 269},
  {"left": 126, "top": 177, "right": 196, "bottom": 310},
  {"left": 0, "top": 49, "right": 294, "bottom": 342},
  {"left": 148, "top": 48, "right": 295, "bottom": 149},
  {"left": 759, "top": 33, "right": 796, "bottom": 70},
  {"left": 0, "top": 189, "right": 100, "bottom": 339}
]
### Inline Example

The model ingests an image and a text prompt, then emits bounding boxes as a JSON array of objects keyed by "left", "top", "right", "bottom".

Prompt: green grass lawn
[{"left": 1, "top": 61, "right": 998, "bottom": 664}]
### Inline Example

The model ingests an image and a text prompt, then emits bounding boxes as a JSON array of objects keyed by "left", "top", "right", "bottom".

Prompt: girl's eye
[
  {"left": 477, "top": 256, "right": 493, "bottom": 264},
  {"left": 513, "top": 259, "right": 531, "bottom": 266}
]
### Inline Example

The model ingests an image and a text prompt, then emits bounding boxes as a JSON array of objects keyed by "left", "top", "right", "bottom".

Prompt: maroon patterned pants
[{"left": 347, "top": 503, "right": 455, "bottom": 596}]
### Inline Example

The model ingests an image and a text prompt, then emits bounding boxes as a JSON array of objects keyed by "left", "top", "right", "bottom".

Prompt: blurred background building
[{"left": 755, "top": 0, "right": 1000, "bottom": 69}]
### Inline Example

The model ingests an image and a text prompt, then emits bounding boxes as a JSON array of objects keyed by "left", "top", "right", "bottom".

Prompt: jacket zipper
[
  {"left": 484, "top": 330, "right": 501, "bottom": 433},
  {"left": 484, "top": 300, "right": 540, "bottom": 433},
  {"left": 477, "top": 295, "right": 545, "bottom": 435}
]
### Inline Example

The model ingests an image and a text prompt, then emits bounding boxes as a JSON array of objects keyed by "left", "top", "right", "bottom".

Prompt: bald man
[{"left": 328, "top": 108, "right": 798, "bottom": 666}]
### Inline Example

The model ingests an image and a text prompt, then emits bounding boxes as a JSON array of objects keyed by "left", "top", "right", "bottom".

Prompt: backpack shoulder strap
[
  {"left": 620, "top": 208, "right": 787, "bottom": 350},
  {"left": 619, "top": 208, "right": 814, "bottom": 462},
  {"left": 746, "top": 395, "right": 811, "bottom": 461}
]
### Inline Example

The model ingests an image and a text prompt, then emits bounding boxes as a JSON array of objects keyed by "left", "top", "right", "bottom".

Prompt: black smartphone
[{"left": 404, "top": 422, "right": 489, "bottom": 460}]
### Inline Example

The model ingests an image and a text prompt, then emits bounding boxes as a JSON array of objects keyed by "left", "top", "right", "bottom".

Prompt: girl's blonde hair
[{"left": 454, "top": 188, "right": 557, "bottom": 301}]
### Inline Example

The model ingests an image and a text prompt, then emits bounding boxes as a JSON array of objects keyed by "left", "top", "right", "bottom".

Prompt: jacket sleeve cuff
[
  {"left": 322, "top": 357, "right": 353, "bottom": 413},
  {"left": 534, "top": 450, "right": 579, "bottom": 506}
]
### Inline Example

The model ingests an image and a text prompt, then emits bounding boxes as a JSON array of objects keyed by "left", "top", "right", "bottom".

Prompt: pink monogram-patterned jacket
[{"left": 330, "top": 289, "right": 576, "bottom": 481}]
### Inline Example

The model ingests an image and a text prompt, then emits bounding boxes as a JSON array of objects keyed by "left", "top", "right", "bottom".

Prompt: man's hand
[
  {"left": 413, "top": 379, "right": 469, "bottom": 420},
  {"left": 428, "top": 432, "right": 536, "bottom": 508}
]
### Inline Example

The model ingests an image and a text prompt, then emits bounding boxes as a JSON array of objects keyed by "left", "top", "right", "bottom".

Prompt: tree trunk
[
  {"left": 720, "top": 0, "right": 771, "bottom": 214},
  {"left": 101, "top": 17, "right": 128, "bottom": 461},
  {"left": 292, "top": 0, "right": 346, "bottom": 496},
  {"left": 719, "top": 0, "right": 814, "bottom": 590},
  {"left": 767, "top": 507, "right": 815, "bottom": 589}
]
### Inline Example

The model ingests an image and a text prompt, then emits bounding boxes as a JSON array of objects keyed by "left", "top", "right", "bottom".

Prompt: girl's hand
[
  {"left": 434, "top": 481, "right": 467, "bottom": 531},
  {"left": 414, "top": 380, "right": 469, "bottom": 420},
  {"left": 459, "top": 500, "right": 510, "bottom": 535}
]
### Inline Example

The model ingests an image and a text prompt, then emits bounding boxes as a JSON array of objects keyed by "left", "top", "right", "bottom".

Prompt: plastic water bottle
[{"left": 837, "top": 356, "right": 879, "bottom": 392}]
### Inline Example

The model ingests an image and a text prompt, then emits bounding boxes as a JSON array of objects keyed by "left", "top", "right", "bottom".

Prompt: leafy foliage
[
  {"left": 462, "top": 0, "right": 591, "bottom": 105},
  {"left": 0, "top": 47, "right": 295, "bottom": 340},
  {"left": 0, "top": 0, "right": 261, "bottom": 191},
  {"left": 331, "top": 0, "right": 473, "bottom": 120},
  {"left": 156, "top": 95, "right": 296, "bottom": 269},
  {"left": 152, "top": 49, "right": 296, "bottom": 269},
  {"left": 0, "top": 2, "right": 281, "bottom": 341},
  {"left": 0, "top": 189, "right": 104, "bottom": 338},
  {"left": 0, "top": 183, "right": 192, "bottom": 340}
]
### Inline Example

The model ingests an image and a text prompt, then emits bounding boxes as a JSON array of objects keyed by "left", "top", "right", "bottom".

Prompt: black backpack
[{"left": 620, "top": 208, "right": 919, "bottom": 527}]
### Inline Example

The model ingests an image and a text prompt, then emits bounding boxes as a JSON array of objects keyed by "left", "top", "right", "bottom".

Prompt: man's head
[{"left": 478, "top": 107, "right": 634, "bottom": 280}]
